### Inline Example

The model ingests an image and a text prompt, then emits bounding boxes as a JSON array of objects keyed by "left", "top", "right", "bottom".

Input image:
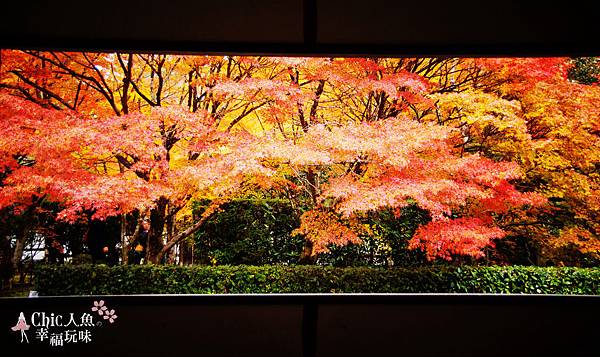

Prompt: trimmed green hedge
[{"left": 34, "top": 264, "right": 600, "bottom": 295}]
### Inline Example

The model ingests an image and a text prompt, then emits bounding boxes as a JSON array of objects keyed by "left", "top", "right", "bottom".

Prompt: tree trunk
[
  {"left": 179, "top": 239, "right": 193, "bottom": 265},
  {"left": 0, "top": 238, "right": 13, "bottom": 290},
  {"left": 165, "top": 211, "right": 177, "bottom": 264},
  {"left": 166, "top": 244, "right": 178, "bottom": 264},
  {"left": 155, "top": 208, "right": 218, "bottom": 263},
  {"left": 120, "top": 214, "right": 128, "bottom": 265},
  {"left": 146, "top": 197, "right": 168, "bottom": 264},
  {"left": 11, "top": 232, "right": 28, "bottom": 273},
  {"left": 298, "top": 240, "right": 316, "bottom": 264},
  {"left": 297, "top": 168, "right": 319, "bottom": 265}
]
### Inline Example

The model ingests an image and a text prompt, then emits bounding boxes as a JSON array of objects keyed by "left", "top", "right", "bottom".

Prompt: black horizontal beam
[
  {"left": 1, "top": 0, "right": 598, "bottom": 56},
  {"left": 1, "top": 294, "right": 599, "bottom": 356}
]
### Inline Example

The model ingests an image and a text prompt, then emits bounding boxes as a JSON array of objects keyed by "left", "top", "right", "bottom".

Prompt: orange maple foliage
[
  {"left": 255, "top": 115, "right": 545, "bottom": 259},
  {"left": 458, "top": 58, "right": 600, "bottom": 262},
  {"left": 1, "top": 52, "right": 598, "bottom": 264},
  {"left": 0, "top": 93, "right": 270, "bottom": 262}
]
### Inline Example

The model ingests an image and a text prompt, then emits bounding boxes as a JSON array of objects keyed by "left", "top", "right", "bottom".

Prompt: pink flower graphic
[
  {"left": 92, "top": 300, "right": 117, "bottom": 323},
  {"left": 92, "top": 300, "right": 108, "bottom": 315},
  {"left": 103, "top": 309, "right": 118, "bottom": 323},
  {"left": 92, "top": 300, "right": 104, "bottom": 312}
]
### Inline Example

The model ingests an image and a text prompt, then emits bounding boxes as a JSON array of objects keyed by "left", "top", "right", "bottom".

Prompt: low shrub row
[{"left": 33, "top": 264, "right": 600, "bottom": 295}]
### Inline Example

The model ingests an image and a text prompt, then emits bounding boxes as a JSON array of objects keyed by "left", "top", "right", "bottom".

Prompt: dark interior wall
[
  {"left": 1, "top": 295, "right": 599, "bottom": 356},
  {"left": 1, "top": 0, "right": 598, "bottom": 55}
]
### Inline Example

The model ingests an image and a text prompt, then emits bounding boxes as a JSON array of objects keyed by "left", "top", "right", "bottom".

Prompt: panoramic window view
[{"left": 0, "top": 52, "right": 598, "bottom": 296}]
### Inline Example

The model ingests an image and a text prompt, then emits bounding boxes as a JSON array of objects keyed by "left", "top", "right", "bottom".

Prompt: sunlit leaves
[
  {"left": 258, "top": 115, "right": 545, "bottom": 259},
  {"left": 1, "top": 53, "right": 598, "bottom": 264},
  {"left": 409, "top": 217, "right": 506, "bottom": 260}
]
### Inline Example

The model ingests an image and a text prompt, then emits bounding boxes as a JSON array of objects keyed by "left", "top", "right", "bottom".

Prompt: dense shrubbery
[
  {"left": 568, "top": 57, "right": 600, "bottom": 85},
  {"left": 193, "top": 198, "right": 600, "bottom": 267},
  {"left": 193, "top": 199, "right": 305, "bottom": 265},
  {"left": 192, "top": 199, "right": 431, "bottom": 266},
  {"left": 317, "top": 207, "right": 430, "bottom": 266},
  {"left": 34, "top": 264, "right": 600, "bottom": 295}
]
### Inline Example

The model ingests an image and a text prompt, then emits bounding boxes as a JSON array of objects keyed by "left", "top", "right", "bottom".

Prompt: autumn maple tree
[
  {"left": 1, "top": 50, "right": 598, "bottom": 267},
  {"left": 0, "top": 52, "right": 291, "bottom": 265},
  {"left": 252, "top": 102, "right": 545, "bottom": 261},
  {"left": 1, "top": 93, "right": 273, "bottom": 263},
  {"left": 215, "top": 57, "right": 549, "bottom": 261},
  {"left": 471, "top": 58, "right": 600, "bottom": 263}
]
